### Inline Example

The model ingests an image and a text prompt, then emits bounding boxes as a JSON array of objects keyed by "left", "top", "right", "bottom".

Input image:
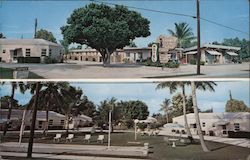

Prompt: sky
[
  {"left": 0, "top": 81, "right": 249, "bottom": 115},
  {"left": 0, "top": 0, "right": 249, "bottom": 47}
]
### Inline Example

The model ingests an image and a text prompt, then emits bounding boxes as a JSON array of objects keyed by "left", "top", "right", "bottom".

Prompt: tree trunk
[
  {"left": 191, "top": 81, "right": 210, "bottom": 152},
  {"left": 166, "top": 111, "right": 168, "bottom": 123},
  {"left": 106, "top": 48, "right": 111, "bottom": 65},
  {"left": 3, "top": 83, "right": 15, "bottom": 136},
  {"left": 181, "top": 84, "right": 193, "bottom": 142},
  {"left": 66, "top": 112, "right": 70, "bottom": 135},
  {"left": 27, "top": 82, "right": 41, "bottom": 158},
  {"left": 43, "top": 100, "right": 49, "bottom": 136}
]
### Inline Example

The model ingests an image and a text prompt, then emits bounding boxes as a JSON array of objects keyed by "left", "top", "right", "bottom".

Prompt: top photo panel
[{"left": 0, "top": 0, "right": 249, "bottom": 79}]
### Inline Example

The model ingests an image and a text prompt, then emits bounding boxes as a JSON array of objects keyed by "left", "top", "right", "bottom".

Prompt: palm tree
[
  {"left": 159, "top": 98, "right": 170, "bottom": 123},
  {"left": 156, "top": 82, "right": 193, "bottom": 141},
  {"left": 26, "top": 82, "right": 70, "bottom": 135},
  {"left": 27, "top": 82, "right": 41, "bottom": 158},
  {"left": 3, "top": 82, "right": 26, "bottom": 136},
  {"left": 191, "top": 81, "right": 217, "bottom": 152},
  {"left": 168, "top": 22, "right": 195, "bottom": 48}
]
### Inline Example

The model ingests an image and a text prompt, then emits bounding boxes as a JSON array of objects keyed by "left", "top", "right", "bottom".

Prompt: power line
[{"left": 92, "top": 0, "right": 248, "bottom": 35}]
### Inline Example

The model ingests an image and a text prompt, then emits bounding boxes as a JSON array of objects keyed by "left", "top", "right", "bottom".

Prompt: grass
[
  {"left": 0, "top": 67, "right": 44, "bottom": 79},
  {"left": 2, "top": 131, "right": 250, "bottom": 160}
]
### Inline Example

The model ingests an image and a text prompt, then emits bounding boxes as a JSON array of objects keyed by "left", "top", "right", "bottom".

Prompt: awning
[
  {"left": 185, "top": 51, "right": 197, "bottom": 55},
  {"left": 36, "top": 118, "right": 46, "bottom": 121},
  {"left": 10, "top": 48, "right": 22, "bottom": 51},
  {"left": 206, "top": 50, "right": 221, "bottom": 55},
  {"left": 213, "top": 120, "right": 230, "bottom": 126},
  {"left": 226, "top": 52, "right": 238, "bottom": 56}
]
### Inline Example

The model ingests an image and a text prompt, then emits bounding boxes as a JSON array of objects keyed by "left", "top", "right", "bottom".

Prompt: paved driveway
[{"left": 1, "top": 61, "right": 249, "bottom": 79}]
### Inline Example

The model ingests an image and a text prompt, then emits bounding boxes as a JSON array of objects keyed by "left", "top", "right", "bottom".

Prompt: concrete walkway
[
  {"left": 159, "top": 131, "right": 250, "bottom": 148},
  {"left": 0, "top": 142, "right": 148, "bottom": 159},
  {"left": 0, "top": 152, "right": 146, "bottom": 160}
]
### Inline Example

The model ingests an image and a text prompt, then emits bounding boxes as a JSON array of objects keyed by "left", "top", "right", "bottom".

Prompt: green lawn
[
  {"left": 0, "top": 67, "right": 43, "bottom": 79},
  {"left": 2, "top": 131, "right": 250, "bottom": 160}
]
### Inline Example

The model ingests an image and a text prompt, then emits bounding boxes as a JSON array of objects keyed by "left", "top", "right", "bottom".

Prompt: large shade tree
[
  {"left": 61, "top": 3, "right": 150, "bottom": 66},
  {"left": 168, "top": 22, "right": 196, "bottom": 48}
]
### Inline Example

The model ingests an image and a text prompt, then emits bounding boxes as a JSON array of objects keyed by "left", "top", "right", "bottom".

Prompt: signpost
[
  {"left": 151, "top": 43, "right": 159, "bottom": 63},
  {"left": 13, "top": 67, "right": 29, "bottom": 79}
]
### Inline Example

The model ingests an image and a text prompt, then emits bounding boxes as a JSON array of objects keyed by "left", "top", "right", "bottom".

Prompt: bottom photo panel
[{"left": 0, "top": 81, "right": 250, "bottom": 160}]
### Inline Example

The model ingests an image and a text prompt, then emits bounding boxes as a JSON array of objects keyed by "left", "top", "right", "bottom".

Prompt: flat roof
[
  {"left": 184, "top": 43, "right": 241, "bottom": 52},
  {"left": 0, "top": 38, "right": 62, "bottom": 47}
]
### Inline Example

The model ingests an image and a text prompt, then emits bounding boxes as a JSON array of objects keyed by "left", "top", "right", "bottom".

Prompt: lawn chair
[
  {"left": 83, "top": 134, "right": 91, "bottom": 143},
  {"left": 54, "top": 133, "right": 62, "bottom": 142},
  {"left": 97, "top": 135, "right": 104, "bottom": 143},
  {"left": 66, "top": 134, "right": 74, "bottom": 142}
]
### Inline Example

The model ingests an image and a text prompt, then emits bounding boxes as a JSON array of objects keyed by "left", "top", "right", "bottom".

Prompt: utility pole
[
  {"left": 34, "top": 18, "right": 37, "bottom": 38},
  {"left": 196, "top": 0, "right": 201, "bottom": 75}
]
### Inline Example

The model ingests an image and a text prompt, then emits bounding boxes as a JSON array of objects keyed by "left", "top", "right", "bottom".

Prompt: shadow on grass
[
  {"left": 0, "top": 67, "right": 44, "bottom": 79},
  {"left": 84, "top": 63, "right": 143, "bottom": 68},
  {"left": 144, "top": 73, "right": 205, "bottom": 78}
]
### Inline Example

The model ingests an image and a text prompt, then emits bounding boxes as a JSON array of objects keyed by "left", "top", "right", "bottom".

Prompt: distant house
[
  {"left": 0, "top": 109, "right": 93, "bottom": 131},
  {"left": 173, "top": 112, "right": 250, "bottom": 138},
  {"left": 69, "top": 115, "right": 93, "bottom": 129},
  {"left": 0, "top": 109, "right": 65, "bottom": 130},
  {"left": 119, "top": 47, "right": 151, "bottom": 63},
  {"left": 183, "top": 44, "right": 241, "bottom": 64},
  {"left": 67, "top": 47, "right": 151, "bottom": 63},
  {"left": 0, "top": 39, "right": 64, "bottom": 63}
]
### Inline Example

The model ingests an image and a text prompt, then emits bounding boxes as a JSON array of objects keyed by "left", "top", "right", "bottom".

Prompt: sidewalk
[
  {"left": 0, "top": 152, "right": 146, "bottom": 160},
  {"left": 0, "top": 142, "right": 148, "bottom": 159},
  {"left": 159, "top": 131, "right": 250, "bottom": 148}
]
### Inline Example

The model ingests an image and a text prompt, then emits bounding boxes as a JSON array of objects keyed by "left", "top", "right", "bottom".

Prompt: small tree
[
  {"left": 0, "top": 32, "right": 6, "bottom": 38},
  {"left": 225, "top": 99, "right": 250, "bottom": 112},
  {"left": 36, "top": 29, "right": 57, "bottom": 43},
  {"left": 61, "top": 3, "right": 150, "bottom": 66}
]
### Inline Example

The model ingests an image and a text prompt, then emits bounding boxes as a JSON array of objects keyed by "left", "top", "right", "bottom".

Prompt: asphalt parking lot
[{"left": 1, "top": 61, "right": 249, "bottom": 79}]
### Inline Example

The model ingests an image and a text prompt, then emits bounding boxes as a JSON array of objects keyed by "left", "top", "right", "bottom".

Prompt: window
[
  {"left": 93, "top": 58, "right": 96, "bottom": 61},
  {"left": 138, "top": 52, "right": 143, "bottom": 59},
  {"left": 49, "top": 120, "right": 53, "bottom": 126},
  {"left": 41, "top": 49, "right": 47, "bottom": 57},
  {"left": 85, "top": 58, "right": 88, "bottom": 61},
  {"left": 2, "top": 49, "right": 6, "bottom": 54},
  {"left": 60, "top": 120, "right": 65, "bottom": 125},
  {"left": 126, "top": 53, "right": 130, "bottom": 57},
  {"left": 234, "top": 123, "right": 240, "bottom": 131},
  {"left": 49, "top": 49, "right": 52, "bottom": 56},
  {"left": 202, "top": 122, "right": 206, "bottom": 127},
  {"left": 25, "top": 49, "right": 31, "bottom": 57}
]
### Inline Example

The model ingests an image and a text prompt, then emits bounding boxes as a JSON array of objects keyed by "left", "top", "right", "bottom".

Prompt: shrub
[
  {"left": 138, "top": 123, "right": 148, "bottom": 130},
  {"left": 165, "top": 61, "right": 180, "bottom": 68},
  {"left": 123, "top": 58, "right": 130, "bottom": 64},
  {"left": 17, "top": 57, "right": 40, "bottom": 63},
  {"left": 44, "top": 57, "right": 58, "bottom": 64},
  {"left": 200, "top": 61, "right": 205, "bottom": 65},
  {"left": 189, "top": 58, "right": 196, "bottom": 65},
  {"left": 148, "top": 123, "right": 161, "bottom": 129}
]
